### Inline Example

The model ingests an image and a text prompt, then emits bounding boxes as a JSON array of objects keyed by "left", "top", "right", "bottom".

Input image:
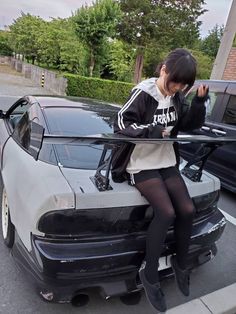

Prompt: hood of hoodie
[{"left": 132, "top": 77, "right": 161, "bottom": 102}]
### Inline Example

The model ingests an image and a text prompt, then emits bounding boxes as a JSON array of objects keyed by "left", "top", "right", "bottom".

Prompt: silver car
[{"left": 0, "top": 95, "right": 228, "bottom": 303}]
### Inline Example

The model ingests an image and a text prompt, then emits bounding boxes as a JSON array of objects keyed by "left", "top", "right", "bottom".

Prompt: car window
[
  {"left": 12, "top": 111, "right": 31, "bottom": 150},
  {"left": 43, "top": 107, "right": 114, "bottom": 169},
  {"left": 185, "top": 91, "right": 217, "bottom": 118},
  {"left": 8, "top": 99, "right": 32, "bottom": 130},
  {"left": 12, "top": 110, "right": 45, "bottom": 160},
  {"left": 222, "top": 95, "right": 236, "bottom": 125}
]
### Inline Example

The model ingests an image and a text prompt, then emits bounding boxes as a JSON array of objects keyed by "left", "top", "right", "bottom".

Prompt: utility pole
[{"left": 210, "top": 0, "right": 236, "bottom": 79}]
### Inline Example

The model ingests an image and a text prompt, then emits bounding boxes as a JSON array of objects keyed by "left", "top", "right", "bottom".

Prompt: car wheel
[{"left": 1, "top": 185, "right": 15, "bottom": 248}]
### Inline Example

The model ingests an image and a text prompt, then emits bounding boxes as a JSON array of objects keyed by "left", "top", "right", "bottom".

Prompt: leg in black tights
[
  {"left": 164, "top": 173, "right": 196, "bottom": 269},
  {"left": 135, "top": 178, "right": 176, "bottom": 284}
]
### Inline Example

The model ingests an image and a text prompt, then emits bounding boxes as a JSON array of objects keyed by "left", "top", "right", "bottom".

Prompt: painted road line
[{"left": 219, "top": 208, "right": 236, "bottom": 226}]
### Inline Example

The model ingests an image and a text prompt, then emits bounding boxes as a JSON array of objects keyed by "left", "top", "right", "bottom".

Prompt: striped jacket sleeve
[{"left": 114, "top": 89, "right": 164, "bottom": 138}]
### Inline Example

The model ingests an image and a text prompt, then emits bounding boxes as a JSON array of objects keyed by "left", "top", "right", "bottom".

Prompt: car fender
[
  {"left": 0, "top": 120, "right": 11, "bottom": 168},
  {"left": 1, "top": 137, "right": 75, "bottom": 251}
]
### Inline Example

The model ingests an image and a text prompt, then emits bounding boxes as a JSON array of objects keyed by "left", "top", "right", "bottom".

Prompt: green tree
[
  {"left": 118, "top": 0, "right": 207, "bottom": 83},
  {"left": 60, "top": 27, "right": 88, "bottom": 74},
  {"left": 155, "top": 0, "right": 205, "bottom": 49},
  {"left": 118, "top": 0, "right": 158, "bottom": 83},
  {"left": 9, "top": 12, "right": 45, "bottom": 63},
  {"left": 200, "top": 24, "right": 224, "bottom": 58},
  {"left": 191, "top": 49, "right": 213, "bottom": 79},
  {"left": 0, "top": 30, "right": 13, "bottom": 56},
  {"left": 73, "top": 0, "right": 122, "bottom": 77},
  {"left": 37, "top": 18, "right": 88, "bottom": 74},
  {"left": 143, "top": 42, "right": 169, "bottom": 78},
  {"left": 107, "top": 39, "right": 135, "bottom": 81},
  {"left": 36, "top": 19, "right": 62, "bottom": 67}
]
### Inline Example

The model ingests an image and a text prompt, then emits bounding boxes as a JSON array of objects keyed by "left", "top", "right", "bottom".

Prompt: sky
[{"left": 0, "top": 0, "right": 233, "bottom": 38}]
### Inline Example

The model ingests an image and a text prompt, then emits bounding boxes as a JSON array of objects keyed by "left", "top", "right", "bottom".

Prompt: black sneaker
[
  {"left": 139, "top": 261, "right": 167, "bottom": 312},
  {"left": 170, "top": 255, "right": 190, "bottom": 296}
]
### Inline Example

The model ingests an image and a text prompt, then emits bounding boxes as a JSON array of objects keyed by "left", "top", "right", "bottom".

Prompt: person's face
[{"left": 159, "top": 65, "right": 187, "bottom": 96}]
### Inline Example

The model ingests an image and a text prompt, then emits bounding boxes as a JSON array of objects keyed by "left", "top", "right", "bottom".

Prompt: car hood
[{"left": 60, "top": 165, "right": 220, "bottom": 210}]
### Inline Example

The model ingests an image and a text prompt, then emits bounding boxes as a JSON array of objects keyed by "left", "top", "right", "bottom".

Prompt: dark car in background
[{"left": 180, "top": 80, "right": 236, "bottom": 193}]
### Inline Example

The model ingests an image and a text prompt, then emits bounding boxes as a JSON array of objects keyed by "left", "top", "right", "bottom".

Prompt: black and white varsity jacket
[{"left": 111, "top": 77, "right": 207, "bottom": 182}]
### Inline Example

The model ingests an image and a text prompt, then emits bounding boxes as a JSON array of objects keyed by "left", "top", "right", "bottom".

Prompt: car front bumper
[{"left": 12, "top": 209, "right": 226, "bottom": 302}]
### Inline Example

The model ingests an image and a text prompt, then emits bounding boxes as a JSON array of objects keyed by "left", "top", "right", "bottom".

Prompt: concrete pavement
[{"left": 167, "top": 283, "right": 236, "bottom": 314}]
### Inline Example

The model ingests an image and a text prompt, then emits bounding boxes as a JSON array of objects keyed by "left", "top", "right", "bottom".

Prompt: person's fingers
[
  {"left": 197, "top": 84, "right": 209, "bottom": 97},
  {"left": 197, "top": 85, "right": 202, "bottom": 97},
  {"left": 204, "top": 85, "right": 209, "bottom": 96},
  {"left": 162, "top": 130, "right": 170, "bottom": 138}
]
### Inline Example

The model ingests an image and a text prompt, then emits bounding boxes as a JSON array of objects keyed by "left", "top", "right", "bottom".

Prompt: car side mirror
[
  {"left": 29, "top": 121, "right": 45, "bottom": 160},
  {"left": 0, "top": 110, "right": 5, "bottom": 119}
]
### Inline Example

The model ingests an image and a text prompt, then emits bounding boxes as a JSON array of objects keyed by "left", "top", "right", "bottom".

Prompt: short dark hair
[{"left": 156, "top": 48, "right": 197, "bottom": 92}]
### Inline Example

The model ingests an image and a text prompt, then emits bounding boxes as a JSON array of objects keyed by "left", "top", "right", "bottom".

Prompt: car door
[{"left": 207, "top": 82, "right": 236, "bottom": 191}]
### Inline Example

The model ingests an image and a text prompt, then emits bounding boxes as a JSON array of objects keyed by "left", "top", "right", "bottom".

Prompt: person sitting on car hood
[{"left": 112, "top": 48, "right": 209, "bottom": 312}]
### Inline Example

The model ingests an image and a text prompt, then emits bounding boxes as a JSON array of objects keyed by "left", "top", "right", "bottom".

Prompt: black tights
[{"left": 135, "top": 174, "right": 196, "bottom": 284}]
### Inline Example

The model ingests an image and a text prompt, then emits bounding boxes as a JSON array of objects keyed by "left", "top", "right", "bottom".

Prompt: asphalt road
[
  {"left": 0, "top": 64, "right": 53, "bottom": 97},
  {"left": 0, "top": 66, "right": 235, "bottom": 313}
]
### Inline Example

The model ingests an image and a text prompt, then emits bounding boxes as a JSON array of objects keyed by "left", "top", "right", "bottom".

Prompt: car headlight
[{"left": 192, "top": 190, "right": 219, "bottom": 213}]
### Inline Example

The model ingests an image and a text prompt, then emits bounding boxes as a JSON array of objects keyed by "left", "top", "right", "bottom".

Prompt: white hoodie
[{"left": 126, "top": 78, "right": 178, "bottom": 174}]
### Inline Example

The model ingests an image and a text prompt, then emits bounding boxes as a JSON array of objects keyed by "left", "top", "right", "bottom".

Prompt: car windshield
[{"left": 43, "top": 106, "right": 115, "bottom": 169}]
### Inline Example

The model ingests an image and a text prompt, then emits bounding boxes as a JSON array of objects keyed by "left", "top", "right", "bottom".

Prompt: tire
[{"left": 1, "top": 183, "right": 15, "bottom": 248}]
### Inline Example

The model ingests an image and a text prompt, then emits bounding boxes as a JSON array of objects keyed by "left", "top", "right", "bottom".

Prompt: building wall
[{"left": 222, "top": 47, "right": 236, "bottom": 80}]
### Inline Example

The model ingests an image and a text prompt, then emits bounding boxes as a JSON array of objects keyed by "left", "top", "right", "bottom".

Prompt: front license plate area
[{"left": 159, "top": 255, "right": 171, "bottom": 270}]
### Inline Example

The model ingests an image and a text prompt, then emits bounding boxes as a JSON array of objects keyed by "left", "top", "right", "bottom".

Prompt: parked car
[
  {"left": 180, "top": 79, "right": 236, "bottom": 193},
  {"left": 0, "top": 95, "right": 227, "bottom": 303}
]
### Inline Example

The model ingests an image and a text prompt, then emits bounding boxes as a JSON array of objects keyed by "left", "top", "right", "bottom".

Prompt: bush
[
  {"left": 190, "top": 49, "right": 213, "bottom": 79},
  {"left": 64, "top": 74, "right": 134, "bottom": 104}
]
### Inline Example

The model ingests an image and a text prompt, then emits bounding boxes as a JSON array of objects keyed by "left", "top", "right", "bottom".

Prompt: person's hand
[
  {"left": 162, "top": 129, "right": 170, "bottom": 138},
  {"left": 197, "top": 84, "right": 209, "bottom": 98}
]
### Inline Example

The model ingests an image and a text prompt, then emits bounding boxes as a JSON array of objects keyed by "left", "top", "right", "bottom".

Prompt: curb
[{"left": 167, "top": 283, "right": 236, "bottom": 314}]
